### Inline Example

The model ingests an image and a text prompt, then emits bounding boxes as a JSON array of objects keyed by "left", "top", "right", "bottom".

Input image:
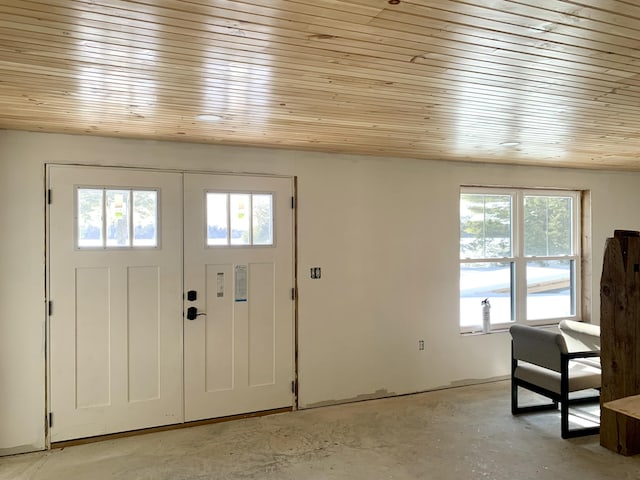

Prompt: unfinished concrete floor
[{"left": 1, "top": 381, "right": 639, "bottom": 480}]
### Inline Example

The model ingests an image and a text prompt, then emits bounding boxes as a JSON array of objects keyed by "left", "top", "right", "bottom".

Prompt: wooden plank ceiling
[{"left": 2, "top": 0, "right": 640, "bottom": 169}]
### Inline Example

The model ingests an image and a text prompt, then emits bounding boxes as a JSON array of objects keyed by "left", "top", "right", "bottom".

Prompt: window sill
[{"left": 460, "top": 323, "right": 562, "bottom": 336}]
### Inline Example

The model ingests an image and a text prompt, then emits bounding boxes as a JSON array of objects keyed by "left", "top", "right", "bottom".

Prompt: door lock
[
  {"left": 186, "top": 306, "right": 206, "bottom": 320},
  {"left": 187, "top": 290, "right": 197, "bottom": 301}
]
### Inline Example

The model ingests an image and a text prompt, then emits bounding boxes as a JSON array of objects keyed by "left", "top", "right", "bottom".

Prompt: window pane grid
[
  {"left": 106, "top": 190, "right": 131, "bottom": 247},
  {"left": 207, "top": 192, "right": 274, "bottom": 247},
  {"left": 524, "top": 195, "right": 573, "bottom": 257},
  {"left": 526, "top": 259, "right": 575, "bottom": 320},
  {"left": 77, "top": 187, "right": 159, "bottom": 249},
  {"left": 77, "top": 188, "right": 104, "bottom": 247},
  {"left": 253, "top": 194, "right": 274, "bottom": 245},
  {"left": 230, "top": 193, "right": 252, "bottom": 245},
  {"left": 133, "top": 190, "right": 158, "bottom": 246},
  {"left": 460, "top": 260, "right": 514, "bottom": 329},
  {"left": 460, "top": 188, "right": 580, "bottom": 332},
  {"left": 460, "top": 193, "right": 512, "bottom": 259}
]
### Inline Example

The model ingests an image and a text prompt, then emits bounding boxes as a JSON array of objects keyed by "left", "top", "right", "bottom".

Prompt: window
[
  {"left": 459, "top": 188, "right": 580, "bottom": 332},
  {"left": 77, "top": 187, "right": 159, "bottom": 249},
  {"left": 206, "top": 192, "right": 274, "bottom": 246}
]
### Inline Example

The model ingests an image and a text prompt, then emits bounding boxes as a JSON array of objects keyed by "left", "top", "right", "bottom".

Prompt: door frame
[{"left": 44, "top": 163, "right": 299, "bottom": 448}]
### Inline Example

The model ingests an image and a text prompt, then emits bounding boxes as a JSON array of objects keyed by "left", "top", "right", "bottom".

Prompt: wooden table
[{"left": 602, "top": 395, "right": 640, "bottom": 456}]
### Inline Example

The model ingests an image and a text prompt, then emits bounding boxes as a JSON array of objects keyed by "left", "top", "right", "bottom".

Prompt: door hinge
[
  {"left": 47, "top": 189, "right": 52, "bottom": 205},
  {"left": 291, "top": 381, "right": 295, "bottom": 393},
  {"left": 291, "top": 196, "right": 295, "bottom": 209},
  {"left": 48, "top": 301, "right": 53, "bottom": 316},
  {"left": 48, "top": 412, "right": 53, "bottom": 428},
  {"left": 291, "top": 288, "right": 296, "bottom": 300}
]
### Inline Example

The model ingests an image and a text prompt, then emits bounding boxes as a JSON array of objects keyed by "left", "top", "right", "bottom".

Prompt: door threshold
[{"left": 51, "top": 406, "right": 293, "bottom": 449}]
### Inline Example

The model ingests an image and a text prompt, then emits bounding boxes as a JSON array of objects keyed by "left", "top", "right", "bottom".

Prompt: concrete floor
[{"left": 1, "top": 381, "right": 639, "bottom": 480}]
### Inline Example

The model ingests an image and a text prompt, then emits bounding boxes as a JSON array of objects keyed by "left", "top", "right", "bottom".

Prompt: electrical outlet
[
  {"left": 310, "top": 267, "right": 321, "bottom": 279},
  {"left": 418, "top": 339, "right": 425, "bottom": 350}
]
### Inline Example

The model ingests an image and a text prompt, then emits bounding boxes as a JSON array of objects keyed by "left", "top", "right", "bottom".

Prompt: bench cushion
[{"left": 514, "top": 360, "right": 601, "bottom": 395}]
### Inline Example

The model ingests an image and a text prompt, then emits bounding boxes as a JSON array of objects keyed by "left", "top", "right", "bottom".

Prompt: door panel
[
  {"left": 48, "top": 166, "right": 183, "bottom": 442},
  {"left": 128, "top": 266, "right": 161, "bottom": 403},
  {"left": 75, "top": 267, "right": 110, "bottom": 409},
  {"left": 183, "top": 174, "right": 294, "bottom": 421},
  {"left": 204, "top": 263, "right": 234, "bottom": 392},
  {"left": 248, "top": 262, "right": 276, "bottom": 387}
]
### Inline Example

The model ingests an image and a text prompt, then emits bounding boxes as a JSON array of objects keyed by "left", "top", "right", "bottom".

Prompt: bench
[{"left": 510, "top": 320, "right": 601, "bottom": 438}]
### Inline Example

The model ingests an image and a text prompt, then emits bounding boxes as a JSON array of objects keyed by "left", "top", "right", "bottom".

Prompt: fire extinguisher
[{"left": 481, "top": 298, "right": 491, "bottom": 333}]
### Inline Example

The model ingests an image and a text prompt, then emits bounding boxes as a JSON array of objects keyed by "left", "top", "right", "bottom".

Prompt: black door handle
[{"left": 186, "top": 306, "right": 206, "bottom": 320}]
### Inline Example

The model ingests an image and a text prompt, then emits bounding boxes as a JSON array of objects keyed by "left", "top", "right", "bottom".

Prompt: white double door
[{"left": 48, "top": 166, "right": 295, "bottom": 442}]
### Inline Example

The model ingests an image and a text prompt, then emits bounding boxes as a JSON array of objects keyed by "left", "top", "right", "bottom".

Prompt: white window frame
[
  {"left": 460, "top": 187, "right": 581, "bottom": 333},
  {"left": 205, "top": 190, "right": 276, "bottom": 248},
  {"left": 74, "top": 186, "right": 161, "bottom": 250}
]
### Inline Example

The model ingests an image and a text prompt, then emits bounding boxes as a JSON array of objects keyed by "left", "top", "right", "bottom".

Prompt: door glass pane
[
  {"left": 460, "top": 194, "right": 512, "bottom": 259},
  {"left": 207, "top": 193, "right": 228, "bottom": 245},
  {"left": 132, "top": 190, "right": 158, "bottom": 247},
  {"left": 460, "top": 262, "right": 513, "bottom": 328},
  {"left": 230, "top": 194, "right": 251, "bottom": 245},
  {"left": 106, "top": 190, "right": 130, "bottom": 247},
  {"left": 77, "top": 188, "right": 104, "bottom": 248},
  {"left": 527, "top": 259, "right": 574, "bottom": 320},
  {"left": 524, "top": 195, "right": 573, "bottom": 257},
  {"left": 252, "top": 194, "right": 273, "bottom": 245}
]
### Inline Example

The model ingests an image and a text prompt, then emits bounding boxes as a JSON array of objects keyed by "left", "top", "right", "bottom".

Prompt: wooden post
[{"left": 600, "top": 230, "right": 640, "bottom": 455}]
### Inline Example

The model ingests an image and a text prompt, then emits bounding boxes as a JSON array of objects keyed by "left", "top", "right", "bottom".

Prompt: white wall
[{"left": 2, "top": 130, "right": 639, "bottom": 453}]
